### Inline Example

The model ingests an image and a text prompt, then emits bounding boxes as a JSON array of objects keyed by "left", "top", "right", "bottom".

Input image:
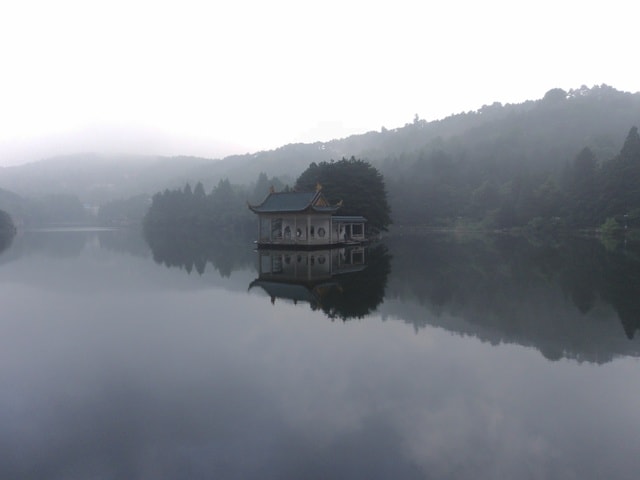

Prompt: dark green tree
[
  {"left": 564, "top": 147, "right": 598, "bottom": 226},
  {"left": 250, "top": 172, "right": 286, "bottom": 204},
  {"left": 193, "top": 182, "right": 206, "bottom": 199},
  {"left": 600, "top": 126, "right": 640, "bottom": 222},
  {"left": 542, "top": 88, "right": 567, "bottom": 103},
  {"left": 251, "top": 172, "right": 270, "bottom": 204},
  {"left": 295, "top": 157, "right": 392, "bottom": 233}
]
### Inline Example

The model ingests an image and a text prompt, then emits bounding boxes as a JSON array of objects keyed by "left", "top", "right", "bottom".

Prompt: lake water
[{"left": 1, "top": 228, "right": 639, "bottom": 479}]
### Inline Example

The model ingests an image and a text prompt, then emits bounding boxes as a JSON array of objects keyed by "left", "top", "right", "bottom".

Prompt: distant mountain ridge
[{"left": 0, "top": 84, "right": 639, "bottom": 213}]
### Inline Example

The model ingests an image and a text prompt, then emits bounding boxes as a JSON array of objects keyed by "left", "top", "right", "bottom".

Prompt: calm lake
[{"left": 1, "top": 228, "right": 639, "bottom": 479}]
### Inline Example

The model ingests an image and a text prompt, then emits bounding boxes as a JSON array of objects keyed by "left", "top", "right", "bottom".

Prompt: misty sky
[{"left": 1, "top": 0, "right": 638, "bottom": 166}]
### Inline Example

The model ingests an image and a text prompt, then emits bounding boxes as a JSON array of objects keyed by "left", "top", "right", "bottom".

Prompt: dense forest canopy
[
  {"left": 295, "top": 157, "right": 391, "bottom": 233},
  {"left": 387, "top": 124, "right": 640, "bottom": 229},
  {"left": 144, "top": 180, "right": 252, "bottom": 238},
  {"left": 1, "top": 84, "right": 640, "bottom": 230},
  {"left": 143, "top": 172, "right": 285, "bottom": 239}
]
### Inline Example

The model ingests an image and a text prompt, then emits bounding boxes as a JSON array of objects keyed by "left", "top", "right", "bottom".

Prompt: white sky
[{"left": 0, "top": 0, "right": 638, "bottom": 166}]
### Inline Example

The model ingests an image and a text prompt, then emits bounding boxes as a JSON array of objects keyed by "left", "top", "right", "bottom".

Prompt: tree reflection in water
[
  {"left": 144, "top": 228, "right": 255, "bottom": 277},
  {"left": 384, "top": 232, "right": 640, "bottom": 363},
  {"left": 0, "top": 232, "right": 13, "bottom": 256},
  {"left": 249, "top": 245, "right": 391, "bottom": 321},
  {"left": 143, "top": 225, "right": 640, "bottom": 363}
]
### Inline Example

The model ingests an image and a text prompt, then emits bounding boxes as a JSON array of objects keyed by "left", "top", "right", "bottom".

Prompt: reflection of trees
[
  {"left": 598, "top": 245, "right": 640, "bottom": 339},
  {"left": 144, "top": 227, "right": 254, "bottom": 277},
  {"left": 546, "top": 239, "right": 640, "bottom": 340},
  {"left": 385, "top": 233, "right": 640, "bottom": 363},
  {"left": 555, "top": 238, "right": 603, "bottom": 315},
  {"left": 0, "top": 232, "right": 13, "bottom": 256},
  {"left": 0, "top": 209, "right": 15, "bottom": 255},
  {"left": 250, "top": 245, "right": 391, "bottom": 321},
  {"left": 320, "top": 244, "right": 391, "bottom": 320}
]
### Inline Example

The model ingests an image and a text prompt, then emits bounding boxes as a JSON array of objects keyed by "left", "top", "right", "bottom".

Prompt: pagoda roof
[{"left": 248, "top": 189, "right": 341, "bottom": 214}]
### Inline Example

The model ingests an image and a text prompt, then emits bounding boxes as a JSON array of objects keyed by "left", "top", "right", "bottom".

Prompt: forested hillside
[
  {"left": 0, "top": 154, "right": 210, "bottom": 205},
  {"left": 387, "top": 124, "right": 640, "bottom": 229},
  {"left": 1, "top": 84, "right": 639, "bottom": 228},
  {"left": 0, "top": 187, "right": 91, "bottom": 227},
  {"left": 380, "top": 86, "right": 640, "bottom": 227}
]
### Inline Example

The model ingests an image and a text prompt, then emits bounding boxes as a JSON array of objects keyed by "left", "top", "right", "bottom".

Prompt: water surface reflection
[
  {"left": 0, "top": 229, "right": 638, "bottom": 478},
  {"left": 250, "top": 246, "right": 390, "bottom": 320},
  {"left": 383, "top": 233, "right": 640, "bottom": 363}
]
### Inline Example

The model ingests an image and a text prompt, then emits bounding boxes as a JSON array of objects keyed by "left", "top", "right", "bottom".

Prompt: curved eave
[
  {"left": 310, "top": 205, "right": 341, "bottom": 214},
  {"left": 248, "top": 204, "right": 267, "bottom": 214}
]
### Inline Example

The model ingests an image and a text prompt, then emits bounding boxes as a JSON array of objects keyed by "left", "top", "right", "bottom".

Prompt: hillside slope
[{"left": 0, "top": 85, "right": 638, "bottom": 214}]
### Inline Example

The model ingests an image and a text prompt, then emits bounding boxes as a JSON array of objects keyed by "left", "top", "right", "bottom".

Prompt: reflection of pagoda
[{"left": 248, "top": 247, "right": 366, "bottom": 308}]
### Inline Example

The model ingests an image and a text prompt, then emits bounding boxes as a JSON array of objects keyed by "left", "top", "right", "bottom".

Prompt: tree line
[
  {"left": 295, "top": 157, "right": 391, "bottom": 233},
  {"left": 3, "top": 84, "right": 640, "bottom": 232},
  {"left": 387, "top": 125, "right": 640, "bottom": 232},
  {"left": 144, "top": 159, "right": 393, "bottom": 238},
  {"left": 138, "top": 86, "right": 640, "bottom": 235},
  {"left": 144, "top": 123, "right": 640, "bottom": 238},
  {"left": 144, "top": 179, "right": 254, "bottom": 238}
]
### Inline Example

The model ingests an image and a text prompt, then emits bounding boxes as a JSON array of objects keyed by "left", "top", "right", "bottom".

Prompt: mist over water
[{"left": 0, "top": 229, "right": 639, "bottom": 478}]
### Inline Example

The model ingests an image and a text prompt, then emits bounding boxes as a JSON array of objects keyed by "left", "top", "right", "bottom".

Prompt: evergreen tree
[
  {"left": 144, "top": 180, "right": 253, "bottom": 238},
  {"left": 564, "top": 147, "right": 598, "bottom": 226},
  {"left": 295, "top": 157, "right": 392, "bottom": 233},
  {"left": 600, "top": 126, "right": 640, "bottom": 222},
  {"left": 193, "top": 182, "right": 206, "bottom": 199}
]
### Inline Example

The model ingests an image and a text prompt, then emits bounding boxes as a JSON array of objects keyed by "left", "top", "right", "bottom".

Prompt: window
[
  {"left": 310, "top": 225, "right": 315, "bottom": 237},
  {"left": 318, "top": 227, "right": 326, "bottom": 238},
  {"left": 284, "top": 226, "right": 291, "bottom": 239}
]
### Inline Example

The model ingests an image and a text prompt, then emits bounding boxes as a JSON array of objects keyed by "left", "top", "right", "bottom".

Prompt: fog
[
  {"left": 1, "top": 0, "right": 639, "bottom": 167},
  {"left": 0, "top": 125, "right": 243, "bottom": 167}
]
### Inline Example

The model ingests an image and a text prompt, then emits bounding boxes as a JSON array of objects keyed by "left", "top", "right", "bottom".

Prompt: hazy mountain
[
  {"left": 0, "top": 153, "right": 211, "bottom": 205},
  {"left": 1, "top": 85, "right": 639, "bottom": 216},
  {"left": 0, "top": 124, "right": 242, "bottom": 168},
  {"left": 0, "top": 187, "right": 36, "bottom": 226},
  {"left": 0, "top": 185, "right": 94, "bottom": 227}
]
